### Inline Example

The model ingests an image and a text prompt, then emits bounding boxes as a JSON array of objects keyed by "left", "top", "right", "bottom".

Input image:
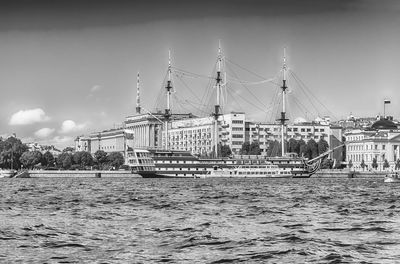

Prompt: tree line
[
  {"left": 0, "top": 136, "right": 125, "bottom": 170},
  {"left": 240, "top": 138, "right": 330, "bottom": 159}
]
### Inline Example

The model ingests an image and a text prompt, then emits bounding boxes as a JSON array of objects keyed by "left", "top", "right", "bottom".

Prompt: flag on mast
[{"left": 384, "top": 99, "right": 391, "bottom": 104}]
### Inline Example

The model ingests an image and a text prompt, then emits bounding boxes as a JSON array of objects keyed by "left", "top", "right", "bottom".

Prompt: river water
[{"left": 0, "top": 177, "right": 399, "bottom": 263}]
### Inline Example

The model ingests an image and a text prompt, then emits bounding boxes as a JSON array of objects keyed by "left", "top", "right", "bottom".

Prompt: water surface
[{"left": 0, "top": 177, "right": 399, "bottom": 263}]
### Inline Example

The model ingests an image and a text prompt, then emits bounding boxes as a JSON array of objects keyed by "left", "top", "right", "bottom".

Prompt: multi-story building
[
  {"left": 26, "top": 142, "right": 62, "bottom": 157},
  {"left": 345, "top": 119, "right": 400, "bottom": 170},
  {"left": 246, "top": 121, "right": 343, "bottom": 159},
  {"left": 89, "top": 128, "right": 131, "bottom": 154},
  {"left": 74, "top": 136, "right": 91, "bottom": 152},
  {"left": 166, "top": 112, "right": 246, "bottom": 155},
  {"left": 125, "top": 112, "right": 195, "bottom": 149}
]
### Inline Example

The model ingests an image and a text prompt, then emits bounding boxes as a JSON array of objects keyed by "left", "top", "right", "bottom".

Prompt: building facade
[
  {"left": 345, "top": 119, "right": 400, "bottom": 170},
  {"left": 125, "top": 112, "right": 195, "bottom": 149},
  {"left": 74, "top": 136, "right": 91, "bottom": 152},
  {"left": 166, "top": 112, "right": 246, "bottom": 155},
  {"left": 246, "top": 121, "right": 343, "bottom": 159}
]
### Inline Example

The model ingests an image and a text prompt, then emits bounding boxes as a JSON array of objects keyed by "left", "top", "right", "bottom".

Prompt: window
[
  {"left": 232, "top": 120, "right": 243, "bottom": 124},
  {"left": 382, "top": 145, "right": 386, "bottom": 150}
]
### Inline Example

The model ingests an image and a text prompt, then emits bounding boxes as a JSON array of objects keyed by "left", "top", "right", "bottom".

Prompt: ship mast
[
  {"left": 164, "top": 50, "right": 173, "bottom": 150},
  {"left": 278, "top": 48, "right": 289, "bottom": 156},
  {"left": 213, "top": 42, "right": 223, "bottom": 158},
  {"left": 136, "top": 72, "right": 141, "bottom": 114}
]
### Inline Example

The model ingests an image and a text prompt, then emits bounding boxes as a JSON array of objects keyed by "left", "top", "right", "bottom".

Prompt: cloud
[
  {"left": 34, "top": 128, "right": 55, "bottom": 138},
  {"left": 90, "top": 85, "right": 101, "bottom": 93},
  {"left": 9, "top": 108, "right": 50, "bottom": 125},
  {"left": 53, "top": 136, "right": 73, "bottom": 144},
  {"left": 48, "top": 136, "right": 74, "bottom": 149},
  {"left": 60, "top": 120, "right": 86, "bottom": 134}
]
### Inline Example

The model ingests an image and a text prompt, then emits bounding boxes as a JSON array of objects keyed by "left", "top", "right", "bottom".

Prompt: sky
[{"left": 0, "top": 0, "right": 399, "bottom": 149}]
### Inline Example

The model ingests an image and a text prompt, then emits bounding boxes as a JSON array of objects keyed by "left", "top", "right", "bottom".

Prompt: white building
[
  {"left": 125, "top": 112, "right": 195, "bottom": 149},
  {"left": 345, "top": 119, "right": 400, "bottom": 170},
  {"left": 167, "top": 112, "right": 246, "bottom": 155},
  {"left": 247, "top": 121, "right": 343, "bottom": 158}
]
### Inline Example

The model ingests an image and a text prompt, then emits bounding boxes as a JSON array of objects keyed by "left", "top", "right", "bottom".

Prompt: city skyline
[{"left": 1, "top": 0, "right": 399, "bottom": 148}]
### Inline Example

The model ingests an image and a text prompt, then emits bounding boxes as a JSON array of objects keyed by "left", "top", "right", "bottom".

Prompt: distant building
[
  {"left": 26, "top": 142, "right": 62, "bottom": 157},
  {"left": 345, "top": 119, "right": 400, "bottom": 170},
  {"left": 246, "top": 121, "right": 343, "bottom": 161},
  {"left": 167, "top": 112, "right": 246, "bottom": 155},
  {"left": 125, "top": 112, "right": 195, "bottom": 149},
  {"left": 74, "top": 136, "right": 91, "bottom": 152}
]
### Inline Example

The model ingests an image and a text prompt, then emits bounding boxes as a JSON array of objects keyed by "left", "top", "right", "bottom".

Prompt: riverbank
[
  {"left": 313, "top": 169, "right": 388, "bottom": 178},
  {"left": 12, "top": 170, "right": 141, "bottom": 178}
]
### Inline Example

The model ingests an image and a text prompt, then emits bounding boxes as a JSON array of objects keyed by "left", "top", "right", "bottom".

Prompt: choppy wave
[{"left": 0, "top": 177, "right": 399, "bottom": 263}]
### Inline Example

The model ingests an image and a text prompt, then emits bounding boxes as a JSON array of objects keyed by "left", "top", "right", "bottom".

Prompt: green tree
[
  {"left": 267, "top": 140, "right": 281, "bottom": 157},
  {"left": 249, "top": 141, "right": 261, "bottom": 155},
  {"left": 62, "top": 147, "right": 75, "bottom": 153},
  {"left": 240, "top": 142, "right": 250, "bottom": 155},
  {"left": 0, "top": 136, "right": 28, "bottom": 169},
  {"left": 41, "top": 151, "right": 55, "bottom": 168},
  {"left": 307, "top": 138, "right": 319, "bottom": 159},
  {"left": 298, "top": 139, "right": 307, "bottom": 157},
  {"left": 73, "top": 151, "right": 94, "bottom": 169},
  {"left": 94, "top": 150, "right": 108, "bottom": 169},
  {"left": 288, "top": 138, "right": 300, "bottom": 154},
  {"left": 107, "top": 152, "right": 124, "bottom": 169},
  {"left": 395, "top": 159, "right": 400, "bottom": 170},
  {"left": 383, "top": 159, "right": 390, "bottom": 170},
  {"left": 372, "top": 157, "right": 378, "bottom": 170},
  {"left": 20, "top": 151, "right": 43, "bottom": 169},
  {"left": 220, "top": 144, "right": 232, "bottom": 157},
  {"left": 360, "top": 159, "right": 366, "bottom": 171},
  {"left": 348, "top": 159, "right": 353, "bottom": 168},
  {"left": 57, "top": 152, "right": 73, "bottom": 170},
  {"left": 317, "top": 138, "right": 329, "bottom": 155}
]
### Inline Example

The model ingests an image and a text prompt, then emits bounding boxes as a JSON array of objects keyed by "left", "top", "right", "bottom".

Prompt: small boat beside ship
[
  {"left": 384, "top": 172, "right": 400, "bottom": 183},
  {"left": 0, "top": 170, "right": 16, "bottom": 178}
]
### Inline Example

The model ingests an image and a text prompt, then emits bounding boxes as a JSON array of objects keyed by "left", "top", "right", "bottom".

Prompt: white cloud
[
  {"left": 90, "top": 85, "right": 101, "bottom": 93},
  {"left": 53, "top": 136, "right": 73, "bottom": 144},
  {"left": 48, "top": 136, "right": 74, "bottom": 149},
  {"left": 9, "top": 108, "right": 50, "bottom": 125},
  {"left": 34, "top": 128, "right": 55, "bottom": 138},
  {"left": 60, "top": 120, "right": 86, "bottom": 134}
]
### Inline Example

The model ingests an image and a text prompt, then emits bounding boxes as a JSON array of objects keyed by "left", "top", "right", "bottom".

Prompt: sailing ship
[{"left": 134, "top": 45, "right": 332, "bottom": 178}]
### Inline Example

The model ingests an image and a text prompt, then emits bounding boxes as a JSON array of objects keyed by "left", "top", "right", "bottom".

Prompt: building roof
[{"left": 371, "top": 119, "right": 398, "bottom": 130}]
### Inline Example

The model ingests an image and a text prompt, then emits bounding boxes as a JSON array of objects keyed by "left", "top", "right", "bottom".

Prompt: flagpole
[
  {"left": 384, "top": 101, "right": 386, "bottom": 119},
  {"left": 384, "top": 99, "right": 391, "bottom": 119}
]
